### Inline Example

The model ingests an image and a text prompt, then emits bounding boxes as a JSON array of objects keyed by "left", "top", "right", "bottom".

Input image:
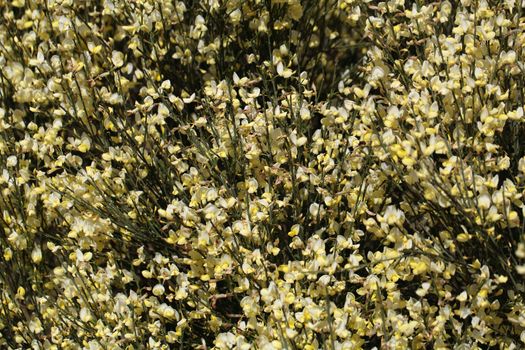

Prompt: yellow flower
[
  {"left": 31, "top": 245, "right": 42, "bottom": 264},
  {"left": 288, "top": 224, "right": 301, "bottom": 237},
  {"left": 153, "top": 284, "right": 165, "bottom": 296},
  {"left": 111, "top": 50, "right": 125, "bottom": 68},
  {"left": 288, "top": 2, "right": 303, "bottom": 21}
]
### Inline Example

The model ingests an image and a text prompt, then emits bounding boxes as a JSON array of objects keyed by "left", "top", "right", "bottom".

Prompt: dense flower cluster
[{"left": 1, "top": 0, "right": 525, "bottom": 348}]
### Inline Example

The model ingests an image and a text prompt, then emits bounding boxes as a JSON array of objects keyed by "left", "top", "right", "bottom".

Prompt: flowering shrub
[{"left": 1, "top": 0, "right": 525, "bottom": 349}]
